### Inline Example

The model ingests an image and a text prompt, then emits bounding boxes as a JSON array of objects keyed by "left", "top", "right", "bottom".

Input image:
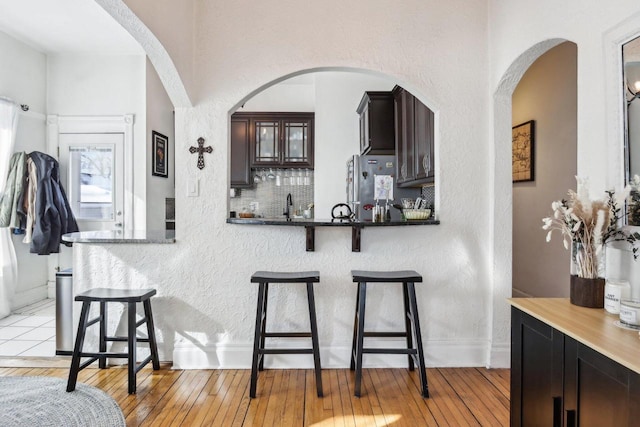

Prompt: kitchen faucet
[{"left": 284, "top": 193, "right": 293, "bottom": 220}]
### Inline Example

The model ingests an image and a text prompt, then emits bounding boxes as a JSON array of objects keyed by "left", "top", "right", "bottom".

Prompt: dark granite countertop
[
  {"left": 62, "top": 230, "right": 176, "bottom": 244},
  {"left": 226, "top": 218, "right": 439, "bottom": 226}
]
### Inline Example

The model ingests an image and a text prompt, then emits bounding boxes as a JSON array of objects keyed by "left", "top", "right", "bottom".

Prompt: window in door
[{"left": 59, "top": 133, "right": 124, "bottom": 231}]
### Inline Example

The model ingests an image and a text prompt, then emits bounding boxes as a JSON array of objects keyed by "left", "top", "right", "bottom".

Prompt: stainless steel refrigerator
[{"left": 346, "top": 154, "right": 421, "bottom": 221}]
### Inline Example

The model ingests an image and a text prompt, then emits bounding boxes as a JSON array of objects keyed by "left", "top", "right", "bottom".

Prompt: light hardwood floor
[{"left": 0, "top": 365, "right": 510, "bottom": 426}]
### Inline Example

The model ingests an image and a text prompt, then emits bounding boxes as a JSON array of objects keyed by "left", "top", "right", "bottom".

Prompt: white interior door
[{"left": 58, "top": 133, "right": 125, "bottom": 231}]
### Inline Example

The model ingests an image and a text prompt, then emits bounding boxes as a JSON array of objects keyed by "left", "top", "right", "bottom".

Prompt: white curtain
[{"left": 0, "top": 97, "right": 19, "bottom": 319}]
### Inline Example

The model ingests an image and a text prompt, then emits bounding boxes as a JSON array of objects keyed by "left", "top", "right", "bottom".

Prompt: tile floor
[{"left": 0, "top": 299, "right": 56, "bottom": 357}]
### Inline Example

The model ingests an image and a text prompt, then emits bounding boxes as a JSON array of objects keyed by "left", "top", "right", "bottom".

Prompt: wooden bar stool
[
  {"left": 350, "top": 270, "right": 429, "bottom": 398},
  {"left": 66, "top": 288, "right": 160, "bottom": 394},
  {"left": 250, "top": 271, "right": 323, "bottom": 398}
]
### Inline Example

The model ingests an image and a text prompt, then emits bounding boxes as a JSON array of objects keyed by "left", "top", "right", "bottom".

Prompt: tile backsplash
[{"left": 230, "top": 169, "right": 314, "bottom": 218}]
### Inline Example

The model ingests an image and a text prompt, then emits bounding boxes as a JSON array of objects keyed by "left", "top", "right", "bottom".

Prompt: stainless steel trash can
[{"left": 55, "top": 268, "right": 73, "bottom": 355}]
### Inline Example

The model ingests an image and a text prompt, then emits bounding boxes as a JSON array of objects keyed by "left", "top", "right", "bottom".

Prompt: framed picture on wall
[
  {"left": 152, "top": 131, "right": 169, "bottom": 178},
  {"left": 512, "top": 120, "right": 535, "bottom": 182}
]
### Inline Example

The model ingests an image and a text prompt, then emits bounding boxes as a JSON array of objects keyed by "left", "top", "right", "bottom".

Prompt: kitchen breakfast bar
[{"left": 226, "top": 217, "right": 440, "bottom": 252}]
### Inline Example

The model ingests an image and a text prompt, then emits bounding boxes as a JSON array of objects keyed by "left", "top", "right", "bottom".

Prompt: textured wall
[
  {"left": 93, "top": 0, "right": 640, "bottom": 369},
  {"left": 81, "top": 0, "right": 496, "bottom": 368},
  {"left": 512, "top": 42, "right": 577, "bottom": 298}
]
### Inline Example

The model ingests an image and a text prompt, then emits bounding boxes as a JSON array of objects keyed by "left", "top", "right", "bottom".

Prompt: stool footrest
[
  {"left": 105, "top": 336, "right": 150, "bottom": 343},
  {"left": 79, "top": 351, "right": 132, "bottom": 359},
  {"left": 362, "top": 348, "right": 418, "bottom": 355},
  {"left": 135, "top": 317, "right": 148, "bottom": 328},
  {"left": 260, "top": 348, "right": 313, "bottom": 355},
  {"left": 264, "top": 332, "right": 312, "bottom": 338},
  {"left": 363, "top": 332, "right": 407, "bottom": 338}
]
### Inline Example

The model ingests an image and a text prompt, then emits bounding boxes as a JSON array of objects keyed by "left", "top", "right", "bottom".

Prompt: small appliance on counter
[{"left": 346, "top": 154, "right": 421, "bottom": 221}]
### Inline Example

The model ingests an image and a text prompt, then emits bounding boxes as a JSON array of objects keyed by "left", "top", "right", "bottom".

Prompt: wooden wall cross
[{"left": 189, "top": 137, "right": 212, "bottom": 170}]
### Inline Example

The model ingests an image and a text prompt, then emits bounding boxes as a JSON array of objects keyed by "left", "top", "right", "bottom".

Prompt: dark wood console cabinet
[
  {"left": 357, "top": 92, "right": 395, "bottom": 155},
  {"left": 393, "top": 86, "right": 434, "bottom": 187},
  {"left": 511, "top": 304, "right": 640, "bottom": 427}
]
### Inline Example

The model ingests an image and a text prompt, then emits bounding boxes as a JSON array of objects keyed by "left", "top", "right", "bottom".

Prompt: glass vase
[{"left": 571, "top": 241, "right": 605, "bottom": 279}]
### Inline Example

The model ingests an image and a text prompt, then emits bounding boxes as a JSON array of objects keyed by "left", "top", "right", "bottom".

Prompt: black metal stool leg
[
  {"left": 250, "top": 282, "right": 266, "bottom": 398},
  {"left": 127, "top": 301, "right": 137, "bottom": 394},
  {"left": 67, "top": 301, "right": 91, "bottom": 392},
  {"left": 402, "top": 283, "right": 415, "bottom": 371},
  {"left": 99, "top": 301, "right": 107, "bottom": 369},
  {"left": 143, "top": 299, "right": 161, "bottom": 370},
  {"left": 349, "top": 287, "right": 360, "bottom": 371},
  {"left": 354, "top": 282, "right": 367, "bottom": 397},
  {"left": 306, "top": 282, "right": 323, "bottom": 397},
  {"left": 258, "top": 283, "right": 269, "bottom": 371},
  {"left": 407, "top": 282, "right": 429, "bottom": 398}
]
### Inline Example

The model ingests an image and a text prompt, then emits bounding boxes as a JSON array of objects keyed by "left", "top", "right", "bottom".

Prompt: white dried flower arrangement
[{"left": 542, "top": 177, "right": 640, "bottom": 279}]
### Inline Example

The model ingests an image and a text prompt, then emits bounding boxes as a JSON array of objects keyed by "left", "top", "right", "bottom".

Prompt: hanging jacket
[
  {"left": 29, "top": 151, "right": 79, "bottom": 255},
  {"left": 0, "top": 152, "right": 26, "bottom": 228},
  {"left": 17, "top": 157, "right": 37, "bottom": 243}
]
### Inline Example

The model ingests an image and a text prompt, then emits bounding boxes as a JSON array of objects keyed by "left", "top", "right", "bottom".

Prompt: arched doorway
[{"left": 512, "top": 41, "right": 578, "bottom": 298}]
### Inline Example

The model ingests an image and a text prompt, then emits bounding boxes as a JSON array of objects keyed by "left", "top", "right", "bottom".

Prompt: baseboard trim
[
  {"left": 12, "top": 285, "right": 48, "bottom": 310},
  {"left": 172, "top": 339, "right": 492, "bottom": 370},
  {"left": 488, "top": 342, "right": 510, "bottom": 368}
]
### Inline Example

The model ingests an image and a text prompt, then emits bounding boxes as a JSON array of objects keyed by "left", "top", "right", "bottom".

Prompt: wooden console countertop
[{"left": 509, "top": 298, "right": 640, "bottom": 374}]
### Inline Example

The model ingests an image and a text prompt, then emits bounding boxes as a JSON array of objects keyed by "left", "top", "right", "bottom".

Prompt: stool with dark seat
[
  {"left": 66, "top": 288, "right": 160, "bottom": 394},
  {"left": 250, "top": 271, "right": 323, "bottom": 398},
  {"left": 350, "top": 270, "right": 428, "bottom": 398}
]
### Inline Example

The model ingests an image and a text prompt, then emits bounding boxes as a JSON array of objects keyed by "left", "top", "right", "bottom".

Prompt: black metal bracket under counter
[{"left": 226, "top": 218, "right": 439, "bottom": 252}]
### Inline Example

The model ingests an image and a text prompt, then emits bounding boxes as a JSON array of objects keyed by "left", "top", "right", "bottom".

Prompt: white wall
[
  {"left": 47, "top": 54, "right": 147, "bottom": 233},
  {"left": 239, "top": 75, "right": 315, "bottom": 112},
  {"left": 512, "top": 42, "right": 577, "bottom": 298},
  {"left": 313, "top": 72, "right": 394, "bottom": 216},
  {"left": 81, "top": 0, "right": 497, "bottom": 369},
  {"left": 146, "top": 58, "right": 175, "bottom": 230},
  {"left": 0, "top": 31, "right": 49, "bottom": 309}
]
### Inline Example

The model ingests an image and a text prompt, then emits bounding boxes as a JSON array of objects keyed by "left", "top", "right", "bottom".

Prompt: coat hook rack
[{"left": 20, "top": 104, "right": 29, "bottom": 112}]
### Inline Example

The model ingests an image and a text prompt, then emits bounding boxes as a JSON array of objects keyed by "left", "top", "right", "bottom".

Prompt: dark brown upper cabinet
[
  {"left": 234, "top": 112, "right": 314, "bottom": 168},
  {"left": 393, "top": 86, "right": 434, "bottom": 187},
  {"left": 357, "top": 92, "right": 395, "bottom": 155},
  {"left": 230, "top": 116, "right": 252, "bottom": 188}
]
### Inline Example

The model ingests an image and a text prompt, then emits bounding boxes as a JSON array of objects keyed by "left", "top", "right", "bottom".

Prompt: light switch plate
[{"left": 187, "top": 178, "right": 199, "bottom": 197}]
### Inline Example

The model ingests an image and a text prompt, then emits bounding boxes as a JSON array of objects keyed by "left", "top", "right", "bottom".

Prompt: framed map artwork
[{"left": 512, "top": 120, "right": 535, "bottom": 182}]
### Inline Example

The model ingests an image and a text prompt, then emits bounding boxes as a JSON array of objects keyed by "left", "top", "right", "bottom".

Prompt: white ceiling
[{"left": 0, "top": 0, "right": 143, "bottom": 54}]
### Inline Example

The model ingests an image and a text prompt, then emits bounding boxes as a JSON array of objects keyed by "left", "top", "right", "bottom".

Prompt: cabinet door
[
  {"left": 564, "top": 337, "right": 640, "bottom": 427},
  {"left": 414, "top": 98, "right": 434, "bottom": 182},
  {"left": 252, "top": 119, "right": 280, "bottom": 165},
  {"left": 358, "top": 92, "right": 394, "bottom": 155},
  {"left": 395, "top": 90, "right": 415, "bottom": 183},
  {"left": 393, "top": 88, "right": 406, "bottom": 183},
  {"left": 511, "top": 308, "right": 564, "bottom": 427},
  {"left": 230, "top": 117, "right": 252, "bottom": 187},
  {"left": 360, "top": 99, "right": 371, "bottom": 155},
  {"left": 282, "top": 117, "right": 313, "bottom": 167}
]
